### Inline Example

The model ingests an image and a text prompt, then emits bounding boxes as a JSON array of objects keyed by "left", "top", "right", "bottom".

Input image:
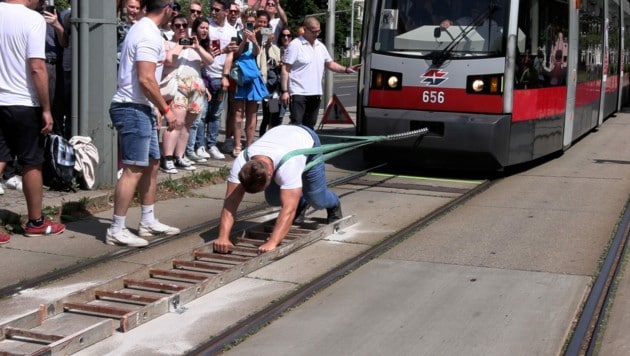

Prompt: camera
[
  {"left": 178, "top": 37, "right": 193, "bottom": 46},
  {"left": 261, "top": 28, "right": 272, "bottom": 35},
  {"left": 246, "top": 22, "right": 254, "bottom": 31}
]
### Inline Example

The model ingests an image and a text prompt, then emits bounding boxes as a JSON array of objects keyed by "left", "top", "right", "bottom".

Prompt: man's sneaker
[
  {"left": 175, "top": 157, "right": 196, "bottom": 171},
  {"left": 326, "top": 204, "right": 343, "bottom": 224},
  {"left": 208, "top": 146, "right": 225, "bottom": 160},
  {"left": 160, "top": 159, "right": 178, "bottom": 174},
  {"left": 186, "top": 151, "right": 207, "bottom": 163},
  {"left": 106, "top": 228, "right": 148, "bottom": 247},
  {"left": 0, "top": 185, "right": 4, "bottom": 195},
  {"left": 4, "top": 176, "right": 22, "bottom": 191},
  {"left": 293, "top": 202, "right": 309, "bottom": 224},
  {"left": 24, "top": 220, "right": 66, "bottom": 237},
  {"left": 138, "top": 220, "right": 181, "bottom": 237},
  {"left": 0, "top": 233, "right": 10, "bottom": 244},
  {"left": 196, "top": 146, "right": 211, "bottom": 159},
  {"left": 222, "top": 137, "right": 235, "bottom": 153}
]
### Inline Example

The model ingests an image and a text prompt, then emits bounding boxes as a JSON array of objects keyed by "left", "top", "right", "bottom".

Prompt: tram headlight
[
  {"left": 472, "top": 79, "right": 484, "bottom": 92},
  {"left": 466, "top": 74, "right": 504, "bottom": 95},
  {"left": 370, "top": 69, "right": 402, "bottom": 90}
]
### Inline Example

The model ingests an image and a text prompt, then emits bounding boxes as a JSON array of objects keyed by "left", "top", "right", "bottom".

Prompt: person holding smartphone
[{"left": 159, "top": 14, "right": 214, "bottom": 174}]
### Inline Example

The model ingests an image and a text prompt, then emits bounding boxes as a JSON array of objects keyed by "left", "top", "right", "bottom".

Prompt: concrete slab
[
  {"left": 226, "top": 259, "right": 589, "bottom": 356},
  {"left": 0, "top": 248, "right": 80, "bottom": 289},
  {"left": 74, "top": 277, "right": 296, "bottom": 356},
  {"left": 383, "top": 204, "right": 611, "bottom": 275}
]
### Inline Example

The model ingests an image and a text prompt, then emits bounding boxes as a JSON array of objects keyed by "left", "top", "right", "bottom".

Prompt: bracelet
[{"left": 160, "top": 106, "right": 170, "bottom": 115}]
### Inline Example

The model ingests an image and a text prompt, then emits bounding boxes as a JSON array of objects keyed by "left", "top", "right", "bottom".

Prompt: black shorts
[{"left": 0, "top": 106, "right": 45, "bottom": 166}]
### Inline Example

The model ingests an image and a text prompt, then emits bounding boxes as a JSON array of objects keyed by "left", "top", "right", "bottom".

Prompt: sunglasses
[
  {"left": 266, "top": 2, "right": 276, "bottom": 6},
  {"left": 281, "top": 33, "right": 291, "bottom": 37},
  {"left": 173, "top": 23, "right": 188, "bottom": 29},
  {"left": 190, "top": 9, "right": 202, "bottom": 14},
  {"left": 229, "top": 10, "right": 239, "bottom": 14},
  {"left": 211, "top": 7, "right": 223, "bottom": 12}
]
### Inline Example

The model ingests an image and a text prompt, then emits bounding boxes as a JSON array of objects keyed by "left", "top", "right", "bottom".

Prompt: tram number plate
[{"left": 421, "top": 90, "right": 445, "bottom": 104}]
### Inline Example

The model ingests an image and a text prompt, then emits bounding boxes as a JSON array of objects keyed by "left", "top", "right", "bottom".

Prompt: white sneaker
[
  {"left": 186, "top": 151, "right": 207, "bottom": 163},
  {"left": 4, "top": 176, "right": 22, "bottom": 191},
  {"left": 106, "top": 228, "right": 148, "bottom": 247},
  {"left": 138, "top": 220, "right": 181, "bottom": 237},
  {"left": 208, "top": 146, "right": 225, "bottom": 160},
  {"left": 175, "top": 157, "right": 196, "bottom": 171},
  {"left": 160, "top": 159, "right": 178, "bottom": 174},
  {"left": 196, "top": 146, "right": 211, "bottom": 159},
  {"left": 0, "top": 185, "right": 4, "bottom": 195}
]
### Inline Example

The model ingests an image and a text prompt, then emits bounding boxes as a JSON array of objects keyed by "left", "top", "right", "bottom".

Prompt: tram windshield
[{"left": 373, "top": 0, "right": 508, "bottom": 57}]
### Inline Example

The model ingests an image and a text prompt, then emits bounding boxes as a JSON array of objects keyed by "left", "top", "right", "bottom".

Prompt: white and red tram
[{"left": 357, "top": 0, "right": 630, "bottom": 169}]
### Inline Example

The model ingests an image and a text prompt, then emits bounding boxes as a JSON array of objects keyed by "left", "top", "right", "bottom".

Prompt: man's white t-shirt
[
  {"left": 111, "top": 17, "right": 165, "bottom": 106},
  {"left": 207, "top": 20, "right": 237, "bottom": 79},
  {"left": 0, "top": 3, "right": 47, "bottom": 107},
  {"left": 284, "top": 37, "right": 331, "bottom": 96},
  {"left": 228, "top": 125, "right": 314, "bottom": 189}
]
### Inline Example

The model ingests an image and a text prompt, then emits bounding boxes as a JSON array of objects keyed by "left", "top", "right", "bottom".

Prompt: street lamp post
[{"left": 350, "top": 0, "right": 364, "bottom": 67}]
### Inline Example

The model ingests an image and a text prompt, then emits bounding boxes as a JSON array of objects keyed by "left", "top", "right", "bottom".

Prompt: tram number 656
[{"left": 422, "top": 90, "right": 445, "bottom": 104}]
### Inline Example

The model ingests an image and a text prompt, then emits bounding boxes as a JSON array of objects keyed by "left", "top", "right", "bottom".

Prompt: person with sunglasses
[
  {"left": 280, "top": 16, "right": 362, "bottom": 129},
  {"left": 186, "top": 0, "right": 203, "bottom": 36},
  {"left": 253, "top": 0, "right": 287, "bottom": 45},
  {"left": 202, "top": 0, "right": 239, "bottom": 160}
]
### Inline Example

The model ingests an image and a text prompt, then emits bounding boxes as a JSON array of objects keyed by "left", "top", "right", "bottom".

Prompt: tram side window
[{"left": 516, "top": 0, "right": 569, "bottom": 89}]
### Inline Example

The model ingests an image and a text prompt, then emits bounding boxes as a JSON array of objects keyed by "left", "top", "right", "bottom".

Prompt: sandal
[{"left": 232, "top": 146, "right": 242, "bottom": 158}]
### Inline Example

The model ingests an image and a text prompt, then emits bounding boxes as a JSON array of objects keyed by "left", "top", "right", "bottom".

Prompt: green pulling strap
[{"left": 277, "top": 127, "right": 429, "bottom": 172}]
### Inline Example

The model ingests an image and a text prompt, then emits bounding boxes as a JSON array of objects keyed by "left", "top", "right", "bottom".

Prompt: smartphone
[
  {"left": 261, "top": 27, "right": 272, "bottom": 35},
  {"left": 246, "top": 22, "right": 254, "bottom": 31},
  {"left": 211, "top": 39, "right": 220, "bottom": 51},
  {"left": 178, "top": 37, "right": 193, "bottom": 46},
  {"left": 231, "top": 36, "right": 241, "bottom": 45},
  {"left": 44, "top": 5, "right": 55, "bottom": 13}
]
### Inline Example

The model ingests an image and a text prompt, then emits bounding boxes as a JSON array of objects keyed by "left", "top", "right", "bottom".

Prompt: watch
[{"left": 222, "top": 73, "right": 230, "bottom": 78}]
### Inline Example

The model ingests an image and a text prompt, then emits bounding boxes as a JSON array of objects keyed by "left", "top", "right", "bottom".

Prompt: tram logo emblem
[{"left": 421, "top": 69, "right": 449, "bottom": 86}]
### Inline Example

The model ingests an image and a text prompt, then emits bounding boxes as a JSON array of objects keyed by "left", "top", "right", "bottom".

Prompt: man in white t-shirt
[
  {"left": 280, "top": 16, "right": 362, "bottom": 129},
  {"left": 203, "top": 0, "right": 238, "bottom": 159},
  {"left": 213, "top": 125, "right": 343, "bottom": 254},
  {"left": 0, "top": 0, "right": 67, "bottom": 243},
  {"left": 108, "top": 0, "right": 181, "bottom": 247}
]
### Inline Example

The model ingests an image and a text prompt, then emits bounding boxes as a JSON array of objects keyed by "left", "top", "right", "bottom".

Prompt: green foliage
[{"left": 53, "top": 0, "right": 70, "bottom": 12}]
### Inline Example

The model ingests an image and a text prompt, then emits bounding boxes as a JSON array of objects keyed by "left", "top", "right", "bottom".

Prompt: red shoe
[
  {"left": 0, "top": 233, "right": 10, "bottom": 244},
  {"left": 24, "top": 220, "right": 66, "bottom": 237}
]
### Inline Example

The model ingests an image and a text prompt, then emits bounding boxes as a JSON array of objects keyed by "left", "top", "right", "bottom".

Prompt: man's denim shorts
[{"left": 109, "top": 102, "right": 160, "bottom": 167}]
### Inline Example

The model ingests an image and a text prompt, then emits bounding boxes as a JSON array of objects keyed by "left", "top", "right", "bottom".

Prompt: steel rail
[
  {"left": 565, "top": 198, "right": 630, "bottom": 355},
  {"left": 189, "top": 178, "right": 496, "bottom": 355},
  {"left": 0, "top": 164, "right": 385, "bottom": 300}
]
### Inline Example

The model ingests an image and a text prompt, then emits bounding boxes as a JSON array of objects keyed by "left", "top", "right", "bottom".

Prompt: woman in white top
[{"left": 160, "top": 14, "right": 214, "bottom": 173}]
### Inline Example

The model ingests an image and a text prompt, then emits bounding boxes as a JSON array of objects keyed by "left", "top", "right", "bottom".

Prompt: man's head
[
  {"left": 188, "top": 0, "right": 202, "bottom": 23},
  {"left": 302, "top": 17, "right": 321, "bottom": 44},
  {"left": 144, "top": 0, "right": 175, "bottom": 27},
  {"left": 124, "top": 0, "right": 143, "bottom": 23},
  {"left": 227, "top": 1, "right": 240, "bottom": 26},
  {"left": 238, "top": 160, "right": 270, "bottom": 194},
  {"left": 210, "top": 0, "right": 227, "bottom": 25},
  {"left": 171, "top": 2, "right": 181, "bottom": 17}
]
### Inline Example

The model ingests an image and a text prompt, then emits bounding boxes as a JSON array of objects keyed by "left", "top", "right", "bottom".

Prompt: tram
[{"left": 356, "top": 0, "right": 630, "bottom": 169}]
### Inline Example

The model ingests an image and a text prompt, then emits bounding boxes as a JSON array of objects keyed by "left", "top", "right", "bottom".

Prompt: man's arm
[
  {"left": 214, "top": 181, "right": 246, "bottom": 253},
  {"left": 325, "top": 60, "right": 362, "bottom": 74},
  {"left": 280, "top": 62, "right": 291, "bottom": 106},
  {"left": 29, "top": 58, "right": 53, "bottom": 134},
  {"left": 258, "top": 187, "right": 302, "bottom": 253},
  {"left": 276, "top": 1, "right": 288, "bottom": 27},
  {"left": 136, "top": 60, "right": 176, "bottom": 130}
]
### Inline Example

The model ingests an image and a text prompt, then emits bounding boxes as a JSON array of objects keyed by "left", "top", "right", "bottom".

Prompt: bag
[
  {"left": 265, "top": 46, "right": 280, "bottom": 93},
  {"left": 43, "top": 134, "right": 77, "bottom": 192},
  {"left": 230, "top": 62, "right": 248, "bottom": 86}
]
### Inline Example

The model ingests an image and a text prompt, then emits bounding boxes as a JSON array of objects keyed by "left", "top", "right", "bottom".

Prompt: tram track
[{"left": 190, "top": 175, "right": 496, "bottom": 355}]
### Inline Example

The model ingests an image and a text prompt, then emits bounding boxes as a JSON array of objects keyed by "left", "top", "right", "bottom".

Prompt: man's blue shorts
[{"left": 109, "top": 102, "right": 160, "bottom": 167}]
